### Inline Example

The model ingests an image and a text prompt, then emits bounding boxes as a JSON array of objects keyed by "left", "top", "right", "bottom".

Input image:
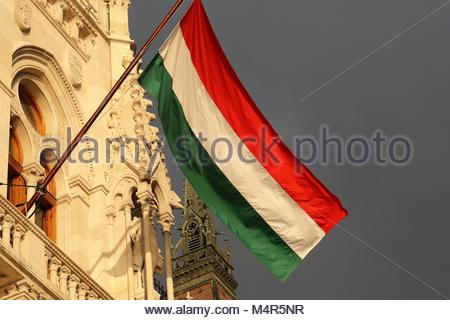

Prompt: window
[
  {"left": 9, "top": 82, "right": 56, "bottom": 241},
  {"left": 7, "top": 128, "right": 27, "bottom": 207},
  {"left": 35, "top": 149, "right": 58, "bottom": 241},
  {"left": 18, "top": 85, "right": 45, "bottom": 135}
]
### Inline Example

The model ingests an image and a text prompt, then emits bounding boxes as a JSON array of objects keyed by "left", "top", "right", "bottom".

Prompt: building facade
[{"left": 0, "top": 0, "right": 180, "bottom": 300}]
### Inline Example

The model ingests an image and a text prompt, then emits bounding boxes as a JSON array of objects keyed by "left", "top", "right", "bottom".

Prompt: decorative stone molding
[
  {"left": 13, "top": 45, "right": 85, "bottom": 126},
  {"left": 32, "top": 0, "right": 100, "bottom": 60},
  {"left": 67, "top": 18, "right": 84, "bottom": 41},
  {"left": 0, "top": 80, "right": 14, "bottom": 98},
  {"left": 105, "top": 51, "right": 161, "bottom": 180},
  {"left": 67, "top": 174, "right": 91, "bottom": 205},
  {"left": 120, "top": 202, "right": 133, "bottom": 216},
  {"left": 15, "top": 0, "right": 33, "bottom": 32},
  {"left": 22, "top": 162, "right": 45, "bottom": 186},
  {"left": 49, "top": 1, "right": 67, "bottom": 23},
  {"left": 4, "top": 280, "right": 47, "bottom": 300},
  {"left": 158, "top": 212, "right": 175, "bottom": 234},
  {"left": 10, "top": 96, "right": 41, "bottom": 153}
]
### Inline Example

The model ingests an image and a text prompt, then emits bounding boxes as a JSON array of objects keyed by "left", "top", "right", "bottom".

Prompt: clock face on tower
[{"left": 187, "top": 220, "right": 199, "bottom": 233}]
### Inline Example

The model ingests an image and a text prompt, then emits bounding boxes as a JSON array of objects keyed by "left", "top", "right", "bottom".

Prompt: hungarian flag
[{"left": 139, "top": 0, "right": 347, "bottom": 281}]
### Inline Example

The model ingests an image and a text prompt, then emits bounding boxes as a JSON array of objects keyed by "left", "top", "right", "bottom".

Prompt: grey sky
[{"left": 129, "top": 0, "right": 450, "bottom": 299}]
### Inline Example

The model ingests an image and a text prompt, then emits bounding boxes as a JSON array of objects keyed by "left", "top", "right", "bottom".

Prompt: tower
[{"left": 172, "top": 181, "right": 237, "bottom": 300}]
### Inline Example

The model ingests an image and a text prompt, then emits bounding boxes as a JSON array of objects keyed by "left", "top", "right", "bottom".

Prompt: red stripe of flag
[{"left": 180, "top": 0, "right": 347, "bottom": 233}]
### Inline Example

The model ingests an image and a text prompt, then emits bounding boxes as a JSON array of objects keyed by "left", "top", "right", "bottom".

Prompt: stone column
[
  {"left": 77, "top": 283, "right": 89, "bottom": 300},
  {"left": 44, "top": 249, "right": 52, "bottom": 279},
  {"left": 48, "top": 257, "right": 61, "bottom": 285},
  {"left": 58, "top": 266, "right": 71, "bottom": 295},
  {"left": 12, "top": 224, "right": 26, "bottom": 254},
  {"left": 159, "top": 211, "right": 175, "bottom": 300},
  {"left": 106, "top": 206, "right": 116, "bottom": 282},
  {"left": 139, "top": 199, "right": 155, "bottom": 300},
  {"left": 68, "top": 275, "right": 80, "bottom": 300},
  {"left": 22, "top": 164, "right": 44, "bottom": 224},
  {"left": 122, "top": 203, "right": 135, "bottom": 300}
]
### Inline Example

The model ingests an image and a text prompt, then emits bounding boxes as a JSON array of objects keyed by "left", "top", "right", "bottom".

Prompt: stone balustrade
[{"left": 0, "top": 195, "right": 113, "bottom": 300}]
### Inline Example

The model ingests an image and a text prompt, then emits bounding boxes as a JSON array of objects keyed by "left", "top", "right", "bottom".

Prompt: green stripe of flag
[{"left": 139, "top": 54, "right": 300, "bottom": 282}]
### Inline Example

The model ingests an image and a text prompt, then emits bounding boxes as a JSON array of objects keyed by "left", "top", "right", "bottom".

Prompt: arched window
[
  {"left": 18, "top": 84, "right": 45, "bottom": 135},
  {"left": 35, "top": 149, "right": 58, "bottom": 241},
  {"left": 7, "top": 127, "right": 27, "bottom": 207}
]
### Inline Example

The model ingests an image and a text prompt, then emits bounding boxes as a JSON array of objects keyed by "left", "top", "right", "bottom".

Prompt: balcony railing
[{"left": 0, "top": 194, "right": 113, "bottom": 300}]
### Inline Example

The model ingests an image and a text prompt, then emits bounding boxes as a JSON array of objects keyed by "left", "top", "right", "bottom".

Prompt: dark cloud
[{"left": 130, "top": 0, "right": 450, "bottom": 299}]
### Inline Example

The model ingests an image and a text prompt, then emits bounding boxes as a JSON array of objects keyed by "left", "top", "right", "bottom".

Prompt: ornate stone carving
[
  {"left": 67, "top": 19, "right": 83, "bottom": 41},
  {"left": 15, "top": 0, "right": 33, "bottom": 32},
  {"left": 105, "top": 51, "right": 163, "bottom": 179},
  {"left": 34, "top": 0, "right": 98, "bottom": 59},
  {"left": 13, "top": 46, "right": 86, "bottom": 126},
  {"left": 5, "top": 280, "right": 46, "bottom": 300},
  {"left": 49, "top": 1, "right": 67, "bottom": 24},
  {"left": 158, "top": 212, "right": 175, "bottom": 234},
  {"left": 68, "top": 53, "right": 83, "bottom": 88}
]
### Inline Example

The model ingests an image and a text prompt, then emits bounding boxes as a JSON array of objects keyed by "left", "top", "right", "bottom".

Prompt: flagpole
[{"left": 25, "top": 0, "right": 187, "bottom": 214}]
